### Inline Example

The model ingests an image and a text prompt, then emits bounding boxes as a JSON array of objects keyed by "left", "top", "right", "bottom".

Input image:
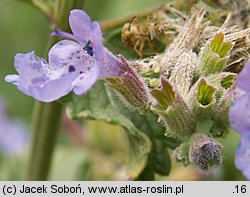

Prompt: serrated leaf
[{"left": 66, "top": 81, "right": 151, "bottom": 179}]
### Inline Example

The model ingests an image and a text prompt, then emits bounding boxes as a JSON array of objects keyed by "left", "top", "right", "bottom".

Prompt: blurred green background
[{"left": 0, "top": 0, "right": 244, "bottom": 180}]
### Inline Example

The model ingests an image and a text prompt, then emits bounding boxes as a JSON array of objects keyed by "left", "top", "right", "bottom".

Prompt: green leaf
[
  {"left": 67, "top": 81, "right": 178, "bottom": 179},
  {"left": 66, "top": 81, "right": 151, "bottom": 179},
  {"left": 125, "top": 111, "right": 173, "bottom": 176}
]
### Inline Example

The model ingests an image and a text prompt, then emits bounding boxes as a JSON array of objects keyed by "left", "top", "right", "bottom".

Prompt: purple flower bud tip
[
  {"left": 190, "top": 134, "right": 223, "bottom": 170},
  {"left": 235, "top": 132, "right": 250, "bottom": 180}
]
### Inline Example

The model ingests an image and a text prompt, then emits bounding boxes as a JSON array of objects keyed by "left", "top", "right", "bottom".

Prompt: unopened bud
[
  {"left": 189, "top": 133, "right": 223, "bottom": 170},
  {"left": 107, "top": 56, "right": 150, "bottom": 111}
]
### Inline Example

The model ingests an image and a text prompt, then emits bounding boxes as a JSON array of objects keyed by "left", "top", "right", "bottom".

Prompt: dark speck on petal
[
  {"left": 84, "top": 46, "right": 94, "bottom": 56},
  {"left": 68, "top": 65, "right": 76, "bottom": 72}
]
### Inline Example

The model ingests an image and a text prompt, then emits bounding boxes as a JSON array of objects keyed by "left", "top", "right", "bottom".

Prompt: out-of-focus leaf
[
  {"left": 67, "top": 81, "right": 179, "bottom": 179},
  {"left": 66, "top": 81, "right": 151, "bottom": 179},
  {"left": 124, "top": 111, "right": 172, "bottom": 176}
]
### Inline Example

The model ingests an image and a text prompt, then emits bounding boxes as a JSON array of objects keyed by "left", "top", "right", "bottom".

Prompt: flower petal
[
  {"left": 229, "top": 93, "right": 250, "bottom": 134},
  {"left": 91, "top": 21, "right": 104, "bottom": 61},
  {"left": 28, "top": 73, "right": 76, "bottom": 102},
  {"left": 51, "top": 29, "right": 77, "bottom": 41},
  {"left": 72, "top": 62, "right": 99, "bottom": 95},
  {"left": 235, "top": 132, "right": 250, "bottom": 180},
  {"left": 5, "top": 52, "right": 48, "bottom": 96},
  {"left": 69, "top": 9, "right": 92, "bottom": 45},
  {"left": 237, "top": 61, "right": 250, "bottom": 92},
  {"left": 5, "top": 39, "right": 101, "bottom": 102}
]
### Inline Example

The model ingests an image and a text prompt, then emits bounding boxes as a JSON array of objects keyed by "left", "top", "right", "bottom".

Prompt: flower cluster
[{"left": 229, "top": 61, "right": 250, "bottom": 180}]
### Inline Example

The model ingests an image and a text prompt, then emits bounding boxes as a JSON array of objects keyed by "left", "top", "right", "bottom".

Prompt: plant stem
[
  {"left": 27, "top": 0, "right": 85, "bottom": 180},
  {"left": 28, "top": 102, "right": 63, "bottom": 180}
]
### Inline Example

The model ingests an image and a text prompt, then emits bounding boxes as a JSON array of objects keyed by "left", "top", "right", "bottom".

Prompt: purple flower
[
  {"left": 229, "top": 62, "right": 250, "bottom": 134},
  {"left": 229, "top": 61, "right": 250, "bottom": 180},
  {"left": 235, "top": 132, "right": 250, "bottom": 180},
  {"left": 0, "top": 100, "right": 29, "bottom": 155},
  {"left": 5, "top": 9, "right": 122, "bottom": 102}
]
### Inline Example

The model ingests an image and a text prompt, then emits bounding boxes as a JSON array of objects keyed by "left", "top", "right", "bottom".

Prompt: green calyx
[
  {"left": 150, "top": 77, "right": 176, "bottom": 110},
  {"left": 210, "top": 33, "right": 234, "bottom": 58},
  {"left": 197, "top": 32, "right": 234, "bottom": 76},
  {"left": 196, "top": 78, "right": 217, "bottom": 107},
  {"left": 150, "top": 78, "right": 196, "bottom": 140},
  {"left": 107, "top": 57, "right": 150, "bottom": 112}
]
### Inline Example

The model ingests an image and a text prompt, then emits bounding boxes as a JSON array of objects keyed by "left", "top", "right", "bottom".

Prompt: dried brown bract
[{"left": 121, "top": 5, "right": 184, "bottom": 58}]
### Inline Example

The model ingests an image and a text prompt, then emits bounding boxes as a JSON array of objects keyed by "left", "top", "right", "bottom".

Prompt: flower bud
[
  {"left": 189, "top": 133, "right": 223, "bottom": 170},
  {"left": 106, "top": 56, "right": 150, "bottom": 111}
]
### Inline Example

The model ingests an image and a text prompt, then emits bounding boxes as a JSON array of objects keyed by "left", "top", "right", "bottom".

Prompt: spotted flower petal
[
  {"left": 5, "top": 40, "right": 100, "bottom": 102},
  {"left": 6, "top": 9, "right": 125, "bottom": 102},
  {"left": 235, "top": 132, "right": 250, "bottom": 180},
  {"left": 53, "top": 9, "right": 123, "bottom": 79},
  {"left": 53, "top": 9, "right": 104, "bottom": 61}
]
